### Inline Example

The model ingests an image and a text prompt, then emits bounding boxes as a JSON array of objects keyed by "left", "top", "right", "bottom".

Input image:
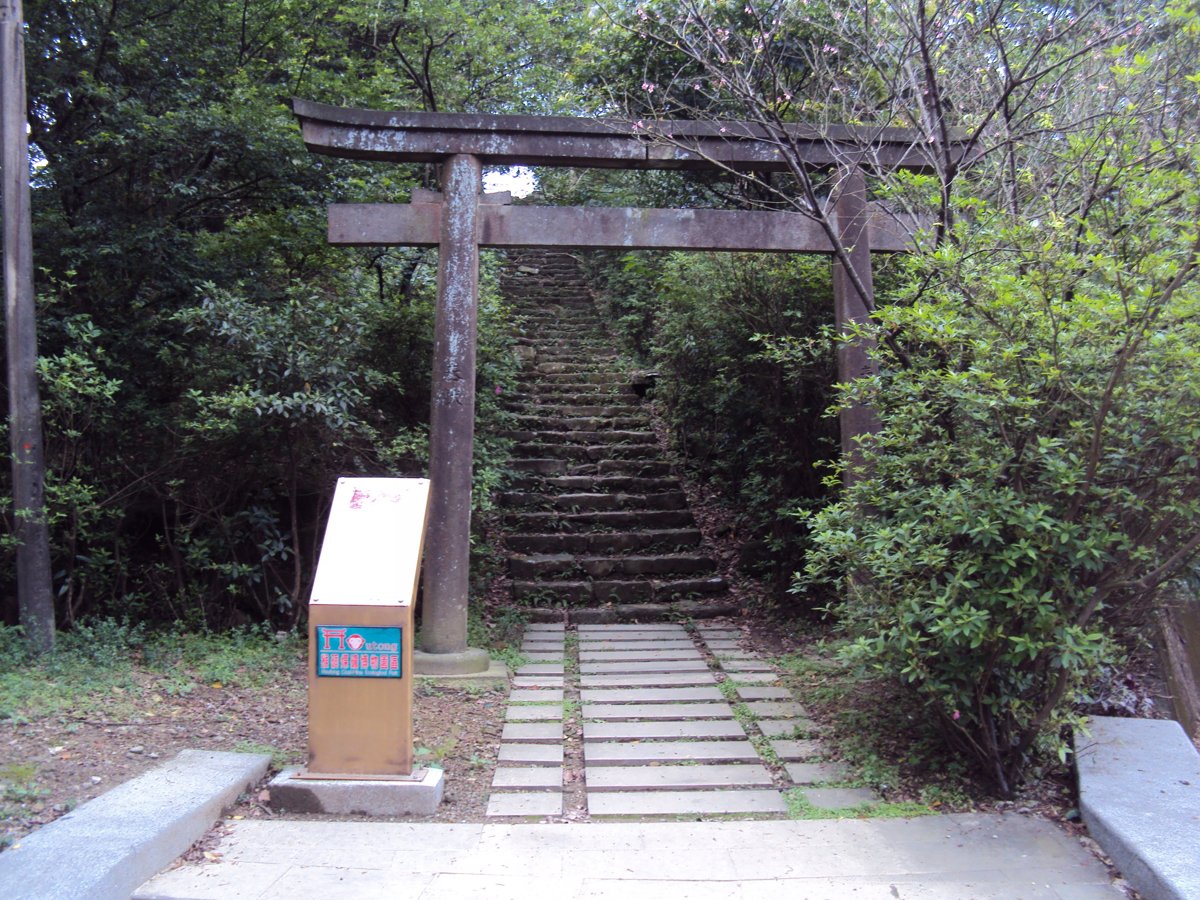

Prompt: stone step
[
  {"left": 503, "top": 430, "right": 657, "bottom": 446},
  {"left": 582, "top": 720, "right": 746, "bottom": 740},
  {"left": 509, "top": 553, "right": 715, "bottom": 579},
  {"left": 504, "top": 509, "right": 695, "bottom": 532},
  {"left": 516, "top": 372, "right": 630, "bottom": 385},
  {"left": 513, "top": 576, "right": 726, "bottom": 606},
  {"left": 580, "top": 658, "right": 712, "bottom": 675},
  {"left": 585, "top": 740, "right": 760, "bottom": 765},
  {"left": 484, "top": 793, "right": 563, "bottom": 817},
  {"left": 505, "top": 404, "right": 644, "bottom": 418},
  {"left": 579, "top": 648, "right": 705, "bottom": 662},
  {"left": 501, "top": 491, "right": 687, "bottom": 512},
  {"left": 587, "top": 789, "right": 787, "bottom": 817},
  {"left": 579, "top": 687, "right": 723, "bottom": 702},
  {"left": 497, "top": 744, "right": 564, "bottom": 766},
  {"left": 506, "top": 528, "right": 704, "bottom": 555},
  {"left": 510, "top": 416, "right": 649, "bottom": 432},
  {"left": 530, "top": 362, "right": 619, "bottom": 374},
  {"left": 510, "top": 442, "right": 661, "bottom": 462},
  {"left": 577, "top": 640, "right": 697, "bottom": 651},
  {"left": 580, "top": 672, "right": 717, "bottom": 687},
  {"left": 582, "top": 703, "right": 733, "bottom": 720},
  {"left": 491, "top": 768, "right": 563, "bottom": 790},
  {"left": 597, "top": 459, "right": 673, "bottom": 476},
  {"left": 585, "top": 764, "right": 773, "bottom": 791},
  {"left": 507, "top": 475, "right": 676, "bottom": 494}
]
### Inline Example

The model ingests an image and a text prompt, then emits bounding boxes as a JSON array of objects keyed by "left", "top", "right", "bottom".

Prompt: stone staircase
[{"left": 498, "top": 250, "right": 731, "bottom": 618}]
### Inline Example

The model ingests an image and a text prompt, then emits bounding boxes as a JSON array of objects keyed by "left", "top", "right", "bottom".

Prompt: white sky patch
[{"left": 483, "top": 166, "right": 536, "bottom": 198}]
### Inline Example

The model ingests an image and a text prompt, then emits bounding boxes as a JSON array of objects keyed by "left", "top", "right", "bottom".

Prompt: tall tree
[{"left": 2, "top": 0, "right": 53, "bottom": 651}]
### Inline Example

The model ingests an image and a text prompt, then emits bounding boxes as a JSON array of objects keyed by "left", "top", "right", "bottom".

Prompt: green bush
[{"left": 804, "top": 168, "right": 1200, "bottom": 795}]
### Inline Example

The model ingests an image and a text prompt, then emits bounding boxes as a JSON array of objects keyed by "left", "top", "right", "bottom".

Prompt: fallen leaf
[
  {"left": 203, "top": 851, "right": 222, "bottom": 861},
  {"left": 258, "top": 789, "right": 271, "bottom": 803}
]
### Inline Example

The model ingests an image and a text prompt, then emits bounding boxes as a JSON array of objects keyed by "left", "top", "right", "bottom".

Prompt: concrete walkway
[{"left": 135, "top": 815, "right": 1120, "bottom": 898}]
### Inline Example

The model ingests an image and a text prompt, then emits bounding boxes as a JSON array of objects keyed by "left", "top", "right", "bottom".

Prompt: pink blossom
[{"left": 952, "top": 710, "right": 961, "bottom": 721}]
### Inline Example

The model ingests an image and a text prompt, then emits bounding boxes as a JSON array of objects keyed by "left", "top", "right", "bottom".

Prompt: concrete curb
[
  {"left": 0, "top": 748, "right": 270, "bottom": 900},
  {"left": 1076, "top": 716, "right": 1200, "bottom": 900}
]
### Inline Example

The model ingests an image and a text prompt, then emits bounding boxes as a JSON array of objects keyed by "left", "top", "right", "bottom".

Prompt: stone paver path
[{"left": 486, "top": 621, "right": 882, "bottom": 819}]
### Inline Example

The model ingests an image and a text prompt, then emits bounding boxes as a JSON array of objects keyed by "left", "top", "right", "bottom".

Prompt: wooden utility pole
[{"left": 2, "top": 0, "right": 54, "bottom": 652}]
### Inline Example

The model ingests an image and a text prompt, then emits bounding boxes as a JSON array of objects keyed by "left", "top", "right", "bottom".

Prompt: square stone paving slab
[
  {"left": 583, "top": 720, "right": 746, "bottom": 741},
  {"left": 580, "top": 687, "right": 723, "bottom": 703},
  {"left": 511, "top": 676, "right": 564, "bottom": 688},
  {"left": 485, "top": 793, "right": 563, "bottom": 817},
  {"left": 745, "top": 701, "right": 808, "bottom": 718},
  {"left": 520, "top": 652, "right": 566, "bottom": 662},
  {"left": 799, "top": 787, "right": 880, "bottom": 809},
  {"left": 491, "top": 768, "right": 563, "bottom": 790},
  {"left": 506, "top": 705, "right": 563, "bottom": 721},
  {"left": 508, "top": 688, "right": 564, "bottom": 703},
  {"left": 735, "top": 686, "right": 792, "bottom": 700},
  {"left": 583, "top": 702, "right": 733, "bottom": 721},
  {"left": 769, "top": 739, "right": 824, "bottom": 761},
  {"left": 501, "top": 722, "right": 563, "bottom": 742},
  {"left": 758, "top": 719, "right": 819, "bottom": 738},
  {"left": 588, "top": 789, "right": 787, "bottom": 817},
  {"left": 578, "top": 640, "right": 695, "bottom": 651},
  {"left": 719, "top": 660, "right": 776, "bottom": 673},
  {"left": 784, "top": 762, "right": 851, "bottom": 784},
  {"left": 721, "top": 672, "right": 779, "bottom": 684},
  {"left": 579, "top": 649, "right": 702, "bottom": 662},
  {"left": 581, "top": 660, "right": 709, "bottom": 674},
  {"left": 585, "top": 740, "right": 761, "bottom": 766},
  {"left": 498, "top": 744, "right": 563, "bottom": 766},
  {"left": 524, "top": 623, "right": 565, "bottom": 632},
  {"left": 578, "top": 624, "right": 686, "bottom": 633},
  {"left": 586, "top": 764, "right": 773, "bottom": 791},
  {"left": 515, "top": 663, "right": 565, "bottom": 676},
  {"left": 580, "top": 672, "right": 716, "bottom": 687}
]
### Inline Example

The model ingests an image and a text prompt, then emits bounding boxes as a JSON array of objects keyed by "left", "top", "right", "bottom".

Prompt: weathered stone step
[
  {"left": 510, "top": 416, "right": 649, "bottom": 432},
  {"left": 510, "top": 553, "right": 715, "bottom": 580},
  {"left": 506, "top": 404, "right": 643, "bottom": 418},
  {"left": 507, "top": 475, "right": 675, "bottom": 493},
  {"left": 506, "top": 529, "right": 703, "bottom": 557},
  {"left": 505, "top": 509, "right": 695, "bottom": 533},
  {"left": 580, "top": 672, "right": 716, "bottom": 687},
  {"left": 585, "top": 764, "right": 773, "bottom": 791},
  {"left": 582, "top": 720, "right": 744, "bottom": 740},
  {"left": 501, "top": 430, "right": 658, "bottom": 446},
  {"left": 517, "top": 372, "right": 630, "bottom": 385},
  {"left": 513, "top": 574, "right": 726, "bottom": 606},
  {"left": 580, "top": 687, "right": 723, "bottom": 702},
  {"left": 597, "top": 459, "right": 673, "bottom": 476},
  {"left": 579, "top": 648, "right": 704, "bottom": 662},
  {"left": 530, "top": 361, "right": 620, "bottom": 374},
  {"left": 587, "top": 789, "right": 786, "bottom": 817},
  {"left": 585, "top": 740, "right": 760, "bottom": 765},
  {"left": 510, "top": 442, "right": 660, "bottom": 461},
  {"left": 582, "top": 703, "right": 733, "bottom": 721},
  {"left": 580, "top": 658, "right": 711, "bottom": 675},
  {"left": 500, "top": 491, "right": 687, "bottom": 512}
]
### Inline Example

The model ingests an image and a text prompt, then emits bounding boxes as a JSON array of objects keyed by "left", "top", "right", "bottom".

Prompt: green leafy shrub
[{"left": 804, "top": 156, "right": 1200, "bottom": 794}]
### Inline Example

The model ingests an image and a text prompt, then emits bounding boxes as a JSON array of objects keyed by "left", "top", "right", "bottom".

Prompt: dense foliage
[
  {"left": 2, "top": 0, "right": 582, "bottom": 630},
  {"left": 594, "top": 0, "right": 1200, "bottom": 792}
]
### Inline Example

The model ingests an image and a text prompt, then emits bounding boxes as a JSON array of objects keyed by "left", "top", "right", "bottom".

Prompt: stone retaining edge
[
  {"left": 1075, "top": 715, "right": 1200, "bottom": 900},
  {"left": 0, "top": 748, "right": 270, "bottom": 900}
]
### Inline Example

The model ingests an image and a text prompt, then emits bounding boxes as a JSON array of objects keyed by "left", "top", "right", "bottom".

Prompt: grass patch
[
  {"left": 0, "top": 621, "right": 302, "bottom": 724},
  {"left": 784, "top": 788, "right": 933, "bottom": 820}
]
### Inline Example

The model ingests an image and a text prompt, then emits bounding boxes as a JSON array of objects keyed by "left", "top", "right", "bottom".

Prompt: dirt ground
[{"left": 0, "top": 658, "right": 508, "bottom": 847}]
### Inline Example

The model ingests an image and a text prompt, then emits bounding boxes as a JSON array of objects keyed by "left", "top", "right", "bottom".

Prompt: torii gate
[{"left": 292, "top": 100, "right": 957, "bottom": 675}]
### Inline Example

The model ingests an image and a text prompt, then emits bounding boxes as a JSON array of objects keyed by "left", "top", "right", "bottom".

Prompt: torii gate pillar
[{"left": 413, "top": 154, "right": 492, "bottom": 676}]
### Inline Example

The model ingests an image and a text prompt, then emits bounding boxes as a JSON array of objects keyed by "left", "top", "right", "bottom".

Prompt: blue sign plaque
[{"left": 315, "top": 625, "right": 403, "bottom": 678}]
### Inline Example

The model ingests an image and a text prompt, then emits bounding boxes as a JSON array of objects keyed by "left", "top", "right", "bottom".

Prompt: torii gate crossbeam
[{"left": 293, "top": 100, "right": 964, "bottom": 675}]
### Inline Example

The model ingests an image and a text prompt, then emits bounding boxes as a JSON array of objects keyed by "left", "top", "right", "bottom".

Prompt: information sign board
[{"left": 315, "top": 625, "right": 403, "bottom": 678}]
